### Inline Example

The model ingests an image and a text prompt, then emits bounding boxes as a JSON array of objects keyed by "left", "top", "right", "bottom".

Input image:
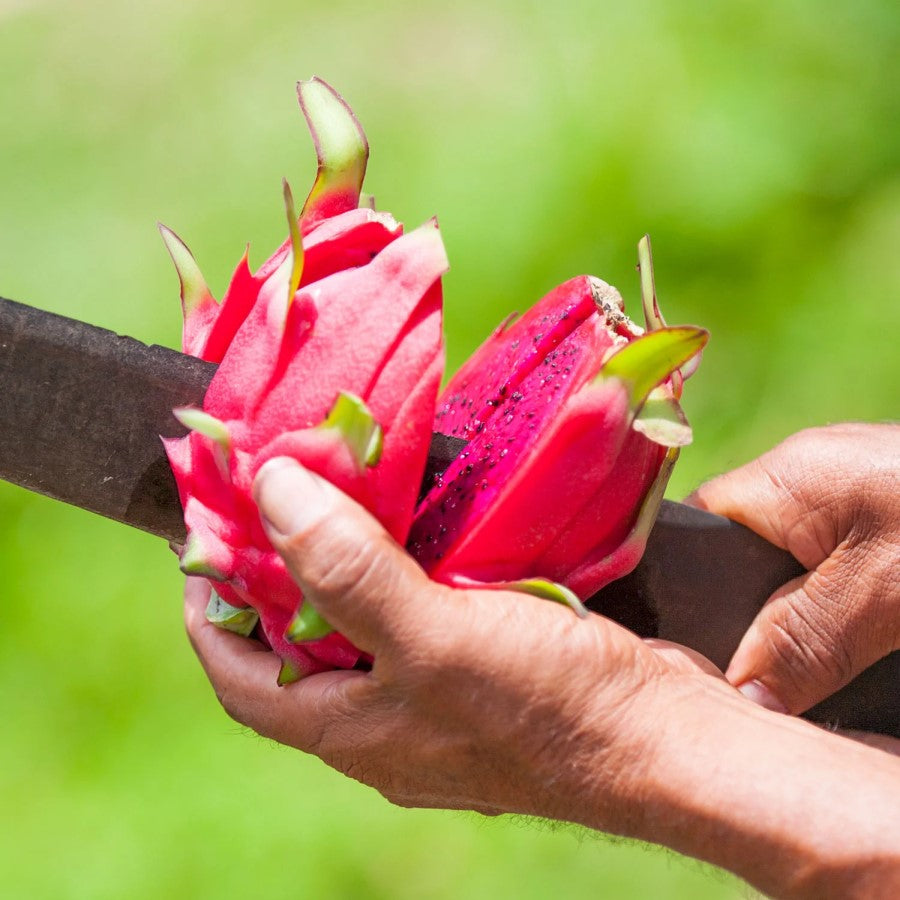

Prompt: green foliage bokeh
[{"left": 0, "top": 1, "right": 897, "bottom": 897}]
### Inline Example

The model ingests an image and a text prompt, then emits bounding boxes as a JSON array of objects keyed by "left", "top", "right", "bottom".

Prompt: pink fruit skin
[
  {"left": 164, "top": 80, "right": 703, "bottom": 681},
  {"left": 187, "top": 208, "right": 402, "bottom": 365},
  {"left": 408, "top": 275, "right": 671, "bottom": 600},
  {"left": 165, "top": 210, "right": 447, "bottom": 678}
]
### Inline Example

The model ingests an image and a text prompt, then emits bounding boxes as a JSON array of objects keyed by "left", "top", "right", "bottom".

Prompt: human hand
[
  {"left": 185, "top": 453, "right": 900, "bottom": 899},
  {"left": 689, "top": 423, "right": 900, "bottom": 716},
  {"left": 184, "top": 455, "right": 725, "bottom": 827}
]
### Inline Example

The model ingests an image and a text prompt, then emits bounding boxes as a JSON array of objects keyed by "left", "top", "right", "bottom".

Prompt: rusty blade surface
[{"left": 0, "top": 295, "right": 896, "bottom": 735}]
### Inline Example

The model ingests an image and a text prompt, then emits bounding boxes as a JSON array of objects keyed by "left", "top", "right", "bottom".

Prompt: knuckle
[
  {"left": 818, "top": 542, "right": 899, "bottom": 660},
  {"left": 780, "top": 424, "right": 899, "bottom": 528},
  {"left": 766, "top": 592, "right": 856, "bottom": 692},
  {"left": 769, "top": 620, "right": 853, "bottom": 692},
  {"left": 852, "top": 541, "right": 900, "bottom": 653},
  {"left": 295, "top": 524, "right": 393, "bottom": 602}
]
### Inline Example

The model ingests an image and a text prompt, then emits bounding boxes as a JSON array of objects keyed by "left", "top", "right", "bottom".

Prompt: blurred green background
[{"left": 1, "top": 0, "right": 897, "bottom": 896}]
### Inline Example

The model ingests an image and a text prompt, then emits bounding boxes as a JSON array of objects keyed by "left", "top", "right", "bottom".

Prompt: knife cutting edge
[{"left": 1, "top": 294, "right": 896, "bottom": 735}]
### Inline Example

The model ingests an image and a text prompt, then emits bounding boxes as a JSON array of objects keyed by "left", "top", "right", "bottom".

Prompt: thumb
[
  {"left": 690, "top": 449, "right": 898, "bottom": 715},
  {"left": 723, "top": 546, "right": 898, "bottom": 715},
  {"left": 253, "top": 457, "right": 439, "bottom": 657}
]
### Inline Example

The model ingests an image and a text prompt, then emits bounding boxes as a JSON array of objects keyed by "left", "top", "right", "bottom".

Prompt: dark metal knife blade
[{"left": 1, "top": 295, "right": 896, "bottom": 735}]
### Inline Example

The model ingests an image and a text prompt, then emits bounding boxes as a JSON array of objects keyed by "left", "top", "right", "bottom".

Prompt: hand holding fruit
[
  {"left": 166, "top": 79, "right": 708, "bottom": 682},
  {"left": 185, "top": 455, "right": 721, "bottom": 822},
  {"left": 185, "top": 451, "right": 900, "bottom": 900}
]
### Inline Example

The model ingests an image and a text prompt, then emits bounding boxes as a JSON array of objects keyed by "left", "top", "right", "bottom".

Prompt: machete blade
[{"left": 1, "top": 294, "right": 896, "bottom": 735}]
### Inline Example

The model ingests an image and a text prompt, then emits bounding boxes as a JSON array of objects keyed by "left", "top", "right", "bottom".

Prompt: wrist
[
  {"left": 616, "top": 678, "right": 900, "bottom": 898},
  {"left": 583, "top": 673, "right": 738, "bottom": 838},
  {"left": 540, "top": 670, "right": 732, "bottom": 837}
]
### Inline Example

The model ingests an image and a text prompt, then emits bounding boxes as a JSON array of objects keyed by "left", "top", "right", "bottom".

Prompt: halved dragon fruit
[
  {"left": 163, "top": 78, "right": 707, "bottom": 682},
  {"left": 162, "top": 79, "right": 447, "bottom": 681},
  {"left": 407, "top": 238, "right": 707, "bottom": 608}
]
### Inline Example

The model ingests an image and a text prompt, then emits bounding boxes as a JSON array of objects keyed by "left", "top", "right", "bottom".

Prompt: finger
[
  {"left": 184, "top": 576, "right": 278, "bottom": 678},
  {"left": 687, "top": 454, "right": 833, "bottom": 570},
  {"left": 184, "top": 576, "right": 366, "bottom": 748},
  {"left": 725, "top": 544, "right": 899, "bottom": 715},
  {"left": 253, "top": 457, "right": 448, "bottom": 657}
]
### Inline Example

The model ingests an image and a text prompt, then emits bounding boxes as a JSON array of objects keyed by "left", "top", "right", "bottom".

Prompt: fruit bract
[
  {"left": 163, "top": 78, "right": 707, "bottom": 683},
  {"left": 408, "top": 238, "right": 707, "bottom": 606},
  {"left": 162, "top": 79, "right": 447, "bottom": 681}
]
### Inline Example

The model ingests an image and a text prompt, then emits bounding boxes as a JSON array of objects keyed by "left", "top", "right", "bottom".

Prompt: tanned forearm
[{"left": 599, "top": 682, "right": 900, "bottom": 899}]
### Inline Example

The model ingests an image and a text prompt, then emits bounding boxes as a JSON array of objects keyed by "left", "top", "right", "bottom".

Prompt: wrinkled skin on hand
[
  {"left": 184, "top": 432, "right": 900, "bottom": 900},
  {"left": 184, "top": 457, "right": 724, "bottom": 824},
  {"left": 690, "top": 423, "right": 900, "bottom": 716}
]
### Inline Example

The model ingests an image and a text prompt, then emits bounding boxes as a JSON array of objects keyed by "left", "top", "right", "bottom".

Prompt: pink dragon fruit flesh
[
  {"left": 162, "top": 78, "right": 447, "bottom": 682},
  {"left": 408, "top": 237, "right": 707, "bottom": 609},
  {"left": 162, "top": 78, "right": 707, "bottom": 683}
]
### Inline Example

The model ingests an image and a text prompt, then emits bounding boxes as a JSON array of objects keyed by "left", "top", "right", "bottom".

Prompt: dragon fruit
[
  {"left": 407, "top": 239, "right": 707, "bottom": 608},
  {"left": 161, "top": 78, "right": 447, "bottom": 682},
  {"left": 162, "top": 77, "right": 707, "bottom": 683}
]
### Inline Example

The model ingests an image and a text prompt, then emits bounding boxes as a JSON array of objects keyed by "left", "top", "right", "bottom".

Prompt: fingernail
[
  {"left": 736, "top": 679, "right": 789, "bottom": 714},
  {"left": 255, "top": 455, "right": 299, "bottom": 487},
  {"left": 254, "top": 457, "right": 324, "bottom": 537}
]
